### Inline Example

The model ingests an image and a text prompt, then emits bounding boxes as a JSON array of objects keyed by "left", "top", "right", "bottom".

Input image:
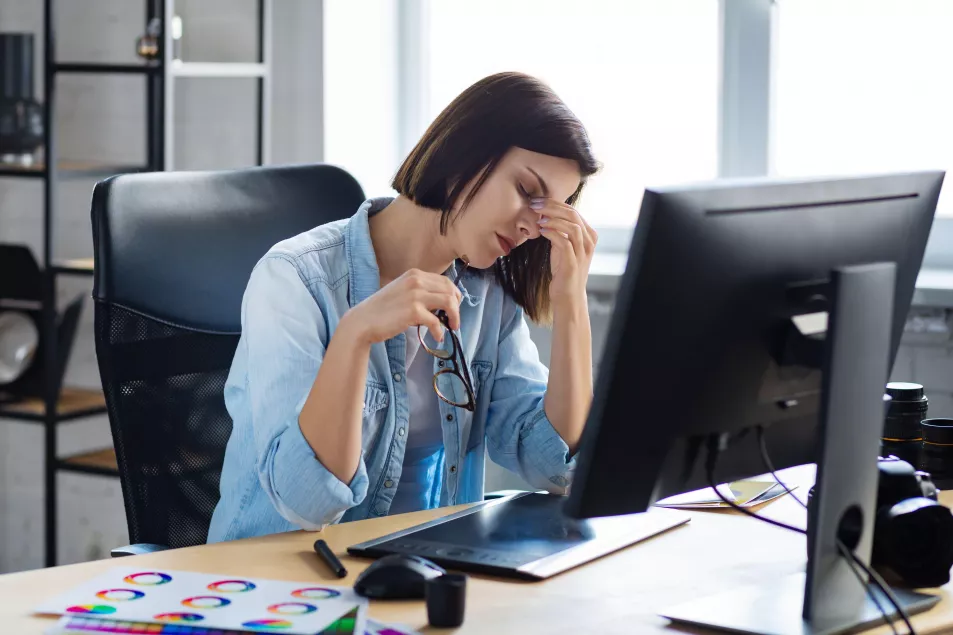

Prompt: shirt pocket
[{"left": 361, "top": 381, "right": 390, "bottom": 450}]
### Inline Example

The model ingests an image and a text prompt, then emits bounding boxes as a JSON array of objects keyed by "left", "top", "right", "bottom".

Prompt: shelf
[
  {"left": 0, "top": 161, "right": 148, "bottom": 180},
  {"left": 57, "top": 447, "right": 119, "bottom": 477},
  {"left": 0, "top": 163, "right": 45, "bottom": 178},
  {"left": 0, "top": 387, "right": 107, "bottom": 422},
  {"left": 53, "top": 61, "right": 266, "bottom": 79},
  {"left": 172, "top": 62, "right": 267, "bottom": 78},
  {"left": 53, "top": 257, "right": 95, "bottom": 276},
  {"left": 54, "top": 62, "right": 159, "bottom": 75}
]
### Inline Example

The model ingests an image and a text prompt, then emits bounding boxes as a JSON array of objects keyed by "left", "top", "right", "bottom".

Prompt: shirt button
[
  {"left": 449, "top": 465, "right": 457, "bottom": 473},
  {"left": 446, "top": 414, "right": 454, "bottom": 422},
  {"left": 438, "top": 361, "right": 445, "bottom": 368},
  {"left": 398, "top": 428, "right": 405, "bottom": 437},
  {"left": 384, "top": 479, "right": 394, "bottom": 488},
  {"left": 393, "top": 373, "right": 402, "bottom": 382}
]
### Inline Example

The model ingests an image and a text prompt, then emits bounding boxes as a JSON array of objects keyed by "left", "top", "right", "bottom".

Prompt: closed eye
[{"left": 517, "top": 182, "right": 539, "bottom": 199}]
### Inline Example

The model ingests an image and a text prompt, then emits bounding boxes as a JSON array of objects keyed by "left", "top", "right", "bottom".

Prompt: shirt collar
[
  {"left": 345, "top": 197, "right": 392, "bottom": 307},
  {"left": 344, "top": 196, "right": 483, "bottom": 309}
]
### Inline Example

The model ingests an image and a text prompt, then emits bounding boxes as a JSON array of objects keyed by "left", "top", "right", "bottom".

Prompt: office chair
[{"left": 91, "top": 164, "right": 365, "bottom": 555}]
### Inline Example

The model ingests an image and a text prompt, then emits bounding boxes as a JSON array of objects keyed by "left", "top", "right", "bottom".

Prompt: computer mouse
[{"left": 353, "top": 554, "right": 446, "bottom": 599}]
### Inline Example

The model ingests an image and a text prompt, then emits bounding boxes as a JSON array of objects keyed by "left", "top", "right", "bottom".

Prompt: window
[
  {"left": 323, "top": 0, "right": 400, "bottom": 197},
  {"left": 426, "top": 0, "right": 719, "bottom": 228},
  {"left": 774, "top": 0, "right": 953, "bottom": 217}
]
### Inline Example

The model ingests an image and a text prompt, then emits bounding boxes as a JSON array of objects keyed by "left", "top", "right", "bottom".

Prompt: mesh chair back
[{"left": 91, "top": 164, "right": 364, "bottom": 548}]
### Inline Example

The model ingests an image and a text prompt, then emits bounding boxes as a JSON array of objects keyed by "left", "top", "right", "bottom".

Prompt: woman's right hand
[{"left": 342, "top": 269, "right": 463, "bottom": 346}]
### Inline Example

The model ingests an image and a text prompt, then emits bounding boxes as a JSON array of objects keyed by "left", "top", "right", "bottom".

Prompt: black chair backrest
[{"left": 91, "top": 164, "right": 365, "bottom": 548}]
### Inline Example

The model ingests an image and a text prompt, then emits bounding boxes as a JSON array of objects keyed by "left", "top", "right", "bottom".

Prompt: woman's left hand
[{"left": 531, "top": 197, "right": 598, "bottom": 312}]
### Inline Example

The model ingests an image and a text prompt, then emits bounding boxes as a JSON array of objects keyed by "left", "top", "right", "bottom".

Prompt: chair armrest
[{"left": 111, "top": 543, "right": 172, "bottom": 558}]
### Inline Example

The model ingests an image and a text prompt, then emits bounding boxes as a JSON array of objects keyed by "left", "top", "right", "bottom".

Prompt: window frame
[{"left": 390, "top": 0, "right": 952, "bottom": 262}]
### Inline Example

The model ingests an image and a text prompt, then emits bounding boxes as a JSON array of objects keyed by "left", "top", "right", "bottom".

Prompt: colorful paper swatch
[
  {"left": 364, "top": 618, "right": 421, "bottom": 635},
  {"left": 155, "top": 612, "right": 204, "bottom": 622},
  {"left": 36, "top": 567, "right": 365, "bottom": 635},
  {"left": 66, "top": 605, "right": 116, "bottom": 615},
  {"left": 123, "top": 572, "right": 172, "bottom": 586},
  {"left": 52, "top": 606, "right": 366, "bottom": 635},
  {"left": 53, "top": 614, "right": 251, "bottom": 634},
  {"left": 206, "top": 580, "right": 257, "bottom": 593},
  {"left": 268, "top": 602, "right": 316, "bottom": 615},
  {"left": 291, "top": 587, "right": 341, "bottom": 600},
  {"left": 243, "top": 618, "right": 294, "bottom": 630},
  {"left": 95, "top": 589, "right": 145, "bottom": 602},
  {"left": 182, "top": 596, "right": 231, "bottom": 609}
]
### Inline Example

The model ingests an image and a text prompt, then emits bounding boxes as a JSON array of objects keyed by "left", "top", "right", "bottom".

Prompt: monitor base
[{"left": 661, "top": 572, "right": 938, "bottom": 635}]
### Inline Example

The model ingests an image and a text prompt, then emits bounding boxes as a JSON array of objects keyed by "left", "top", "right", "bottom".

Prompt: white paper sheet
[
  {"left": 35, "top": 567, "right": 366, "bottom": 635},
  {"left": 654, "top": 480, "right": 794, "bottom": 509}
]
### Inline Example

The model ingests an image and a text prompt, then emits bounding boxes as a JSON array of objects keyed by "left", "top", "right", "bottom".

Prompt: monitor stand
[{"left": 661, "top": 263, "right": 939, "bottom": 635}]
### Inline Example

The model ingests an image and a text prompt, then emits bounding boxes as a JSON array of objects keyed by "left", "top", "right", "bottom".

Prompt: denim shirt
[{"left": 207, "top": 197, "right": 576, "bottom": 543}]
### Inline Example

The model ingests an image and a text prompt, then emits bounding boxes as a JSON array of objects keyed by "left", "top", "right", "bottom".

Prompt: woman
[{"left": 208, "top": 72, "right": 600, "bottom": 542}]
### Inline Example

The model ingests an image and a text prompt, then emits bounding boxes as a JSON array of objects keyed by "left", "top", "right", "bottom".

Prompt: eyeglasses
[{"left": 417, "top": 261, "right": 476, "bottom": 412}]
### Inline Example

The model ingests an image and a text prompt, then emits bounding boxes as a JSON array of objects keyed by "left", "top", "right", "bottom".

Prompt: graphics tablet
[{"left": 348, "top": 492, "right": 689, "bottom": 580}]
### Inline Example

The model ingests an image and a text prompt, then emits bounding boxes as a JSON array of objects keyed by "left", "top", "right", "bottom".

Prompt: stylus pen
[{"left": 314, "top": 539, "right": 348, "bottom": 578}]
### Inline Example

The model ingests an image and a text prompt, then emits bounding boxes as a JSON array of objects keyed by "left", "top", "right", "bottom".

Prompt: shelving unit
[{"left": 0, "top": 0, "right": 272, "bottom": 567}]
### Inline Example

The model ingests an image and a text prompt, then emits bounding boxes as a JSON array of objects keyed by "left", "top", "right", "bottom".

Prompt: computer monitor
[{"left": 566, "top": 172, "right": 945, "bottom": 634}]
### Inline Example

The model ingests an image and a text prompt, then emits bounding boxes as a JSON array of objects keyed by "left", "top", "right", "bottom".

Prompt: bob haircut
[{"left": 391, "top": 72, "right": 599, "bottom": 324}]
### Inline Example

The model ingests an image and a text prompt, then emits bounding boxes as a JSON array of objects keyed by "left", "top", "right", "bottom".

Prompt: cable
[
  {"left": 704, "top": 434, "right": 806, "bottom": 535},
  {"left": 843, "top": 543, "right": 916, "bottom": 635},
  {"left": 754, "top": 427, "right": 916, "bottom": 635},
  {"left": 757, "top": 426, "right": 807, "bottom": 509},
  {"left": 836, "top": 539, "right": 899, "bottom": 635}
]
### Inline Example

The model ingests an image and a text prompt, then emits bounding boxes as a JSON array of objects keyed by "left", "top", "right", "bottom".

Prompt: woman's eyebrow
[{"left": 527, "top": 167, "right": 549, "bottom": 197}]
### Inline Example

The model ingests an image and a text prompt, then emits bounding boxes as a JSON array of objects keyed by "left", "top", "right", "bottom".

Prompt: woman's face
[{"left": 447, "top": 147, "right": 582, "bottom": 270}]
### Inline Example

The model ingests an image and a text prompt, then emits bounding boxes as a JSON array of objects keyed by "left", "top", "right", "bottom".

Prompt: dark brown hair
[{"left": 392, "top": 72, "right": 599, "bottom": 324}]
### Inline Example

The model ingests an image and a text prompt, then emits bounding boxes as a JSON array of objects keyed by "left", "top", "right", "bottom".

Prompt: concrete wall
[{"left": 0, "top": 0, "right": 322, "bottom": 573}]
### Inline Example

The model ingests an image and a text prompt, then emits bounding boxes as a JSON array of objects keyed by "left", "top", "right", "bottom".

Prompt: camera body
[
  {"left": 872, "top": 456, "right": 953, "bottom": 587},
  {"left": 809, "top": 456, "right": 953, "bottom": 588}
]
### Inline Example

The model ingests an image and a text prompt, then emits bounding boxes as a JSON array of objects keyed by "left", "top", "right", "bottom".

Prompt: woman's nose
[{"left": 518, "top": 211, "right": 542, "bottom": 241}]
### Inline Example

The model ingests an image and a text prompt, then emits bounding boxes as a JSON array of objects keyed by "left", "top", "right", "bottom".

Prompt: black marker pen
[{"left": 313, "top": 539, "right": 348, "bottom": 578}]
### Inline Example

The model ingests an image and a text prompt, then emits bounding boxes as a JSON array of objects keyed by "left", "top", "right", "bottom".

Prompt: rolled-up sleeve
[
  {"left": 484, "top": 299, "right": 576, "bottom": 493},
  {"left": 241, "top": 256, "right": 368, "bottom": 529}
]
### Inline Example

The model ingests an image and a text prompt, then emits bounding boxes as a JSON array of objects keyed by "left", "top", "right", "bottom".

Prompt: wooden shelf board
[
  {"left": 55, "top": 258, "right": 95, "bottom": 273},
  {"left": 0, "top": 387, "right": 107, "bottom": 420},
  {"left": 59, "top": 448, "right": 118, "bottom": 473}
]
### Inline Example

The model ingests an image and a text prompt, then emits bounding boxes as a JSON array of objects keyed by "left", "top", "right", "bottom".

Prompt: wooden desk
[{"left": 3, "top": 466, "right": 952, "bottom": 634}]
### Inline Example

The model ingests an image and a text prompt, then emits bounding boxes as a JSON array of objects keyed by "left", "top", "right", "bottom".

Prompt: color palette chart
[
  {"left": 50, "top": 607, "right": 371, "bottom": 635},
  {"left": 35, "top": 568, "right": 367, "bottom": 635}
]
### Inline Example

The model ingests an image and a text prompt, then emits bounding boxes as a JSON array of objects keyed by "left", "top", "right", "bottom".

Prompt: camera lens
[
  {"left": 882, "top": 382, "right": 928, "bottom": 468},
  {"left": 921, "top": 418, "right": 953, "bottom": 490}
]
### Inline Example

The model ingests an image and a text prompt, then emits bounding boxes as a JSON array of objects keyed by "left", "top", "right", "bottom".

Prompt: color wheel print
[
  {"left": 95, "top": 588, "right": 145, "bottom": 602},
  {"left": 207, "top": 579, "right": 257, "bottom": 593},
  {"left": 155, "top": 612, "right": 204, "bottom": 622},
  {"left": 66, "top": 605, "right": 116, "bottom": 615},
  {"left": 123, "top": 572, "right": 172, "bottom": 586},
  {"left": 291, "top": 587, "right": 341, "bottom": 600},
  {"left": 243, "top": 619, "right": 294, "bottom": 630},
  {"left": 268, "top": 602, "right": 317, "bottom": 615},
  {"left": 182, "top": 595, "right": 231, "bottom": 609}
]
